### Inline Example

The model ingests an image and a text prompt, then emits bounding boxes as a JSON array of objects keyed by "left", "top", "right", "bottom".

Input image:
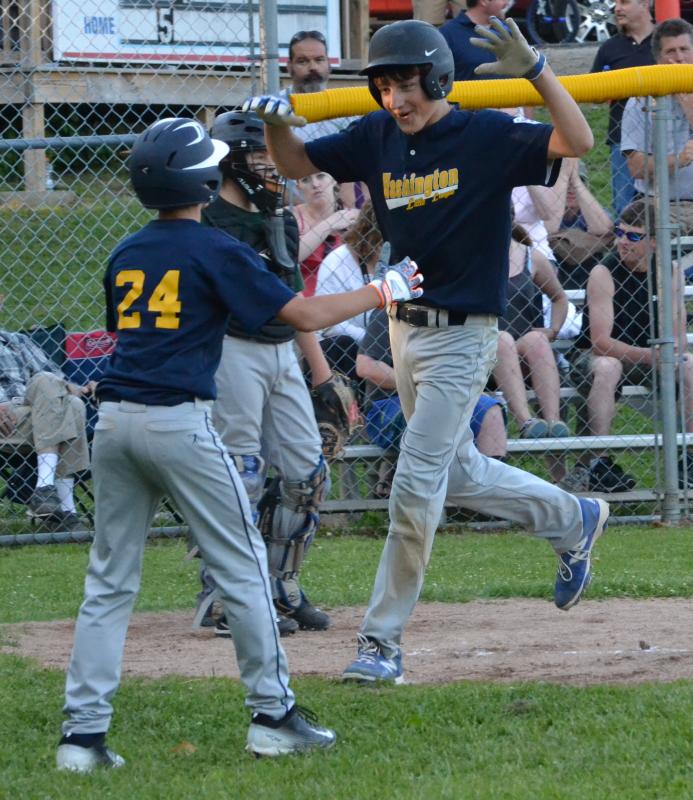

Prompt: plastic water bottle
[{"left": 45, "top": 163, "right": 55, "bottom": 190}]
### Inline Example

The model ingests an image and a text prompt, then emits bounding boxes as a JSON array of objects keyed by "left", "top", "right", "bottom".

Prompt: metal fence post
[
  {"left": 259, "top": 0, "right": 280, "bottom": 95},
  {"left": 653, "top": 94, "right": 681, "bottom": 522}
]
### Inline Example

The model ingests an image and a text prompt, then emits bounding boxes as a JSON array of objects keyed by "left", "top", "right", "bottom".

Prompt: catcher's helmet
[
  {"left": 210, "top": 110, "right": 285, "bottom": 213},
  {"left": 210, "top": 111, "right": 265, "bottom": 151},
  {"left": 129, "top": 117, "right": 228, "bottom": 210},
  {"left": 360, "top": 20, "right": 454, "bottom": 106}
]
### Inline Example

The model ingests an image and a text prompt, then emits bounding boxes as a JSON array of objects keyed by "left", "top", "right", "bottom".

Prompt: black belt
[{"left": 394, "top": 304, "right": 468, "bottom": 328}]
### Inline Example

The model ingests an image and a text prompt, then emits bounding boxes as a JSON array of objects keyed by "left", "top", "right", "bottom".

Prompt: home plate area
[{"left": 4, "top": 599, "right": 693, "bottom": 686}]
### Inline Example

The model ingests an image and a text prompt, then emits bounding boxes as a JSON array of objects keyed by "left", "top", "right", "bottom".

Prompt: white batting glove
[
  {"left": 470, "top": 17, "right": 546, "bottom": 81},
  {"left": 369, "top": 242, "right": 424, "bottom": 309},
  {"left": 241, "top": 95, "right": 307, "bottom": 127}
]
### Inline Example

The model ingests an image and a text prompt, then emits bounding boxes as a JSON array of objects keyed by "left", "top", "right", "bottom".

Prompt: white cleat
[
  {"left": 246, "top": 706, "right": 336, "bottom": 757},
  {"left": 56, "top": 743, "right": 125, "bottom": 773}
]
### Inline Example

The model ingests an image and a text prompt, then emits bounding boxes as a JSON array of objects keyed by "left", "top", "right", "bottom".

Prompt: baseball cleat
[
  {"left": 554, "top": 498, "right": 609, "bottom": 610},
  {"left": 286, "top": 594, "right": 331, "bottom": 631},
  {"left": 56, "top": 737, "right": 125, "bottom": 773},
  {"left": 29, "top": 485, "right": 62, "bottom": 517},
  {"left": 246, "top": 705, "right": 336, "bottom": 757},
  {"left": 214, "top": 614, "right": 298, "bottom": 638},
  {"left": 342, "top": 634, "right": 404, "bottom": 684},
  {"left": 277, "top": 615, "right": 299, "bottom": 636}
]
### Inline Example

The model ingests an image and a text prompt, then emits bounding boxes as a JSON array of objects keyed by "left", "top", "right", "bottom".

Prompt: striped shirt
[{"left": 0, "top": 330, "right": 62, "bottom": 404}]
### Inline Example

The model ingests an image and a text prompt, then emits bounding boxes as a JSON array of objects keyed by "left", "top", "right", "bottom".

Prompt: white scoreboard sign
[{"left": 51, "top": 0, "right": 341, "bottom": 66}]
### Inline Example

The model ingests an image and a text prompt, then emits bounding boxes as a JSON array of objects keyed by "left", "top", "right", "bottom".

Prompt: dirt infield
[{"left": 3, "top": 598, "right": 693, "bottom": 685}]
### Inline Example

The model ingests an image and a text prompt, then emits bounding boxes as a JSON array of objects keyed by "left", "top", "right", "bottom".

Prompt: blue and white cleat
[
  {"left": 342, "top": 634, "right": 404, "bottom": 684},
  {"left": 554, "top": 498, "right": 610, "bottom": 610}
]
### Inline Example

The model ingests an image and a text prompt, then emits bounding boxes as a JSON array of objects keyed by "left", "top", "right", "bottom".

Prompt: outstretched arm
[
  {"left": 278, "top": 246, "right": 424, "bottom": 332},
  {"left": 242, "top": 95, "right": 318, "bottom": 179},
  {"left": 279, "top": 287, "right": 380, "bottom": 332},
  {"left": 471, "top": 18, "right": 593, "bottom": 158},
  {"left": 537, "top": 67, "right": 594, "bottom": 159}
]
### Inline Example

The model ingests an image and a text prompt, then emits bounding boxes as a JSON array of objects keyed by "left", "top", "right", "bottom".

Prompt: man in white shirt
[{"left": 621, "top": 17, "right": 693, "bottom": 233}]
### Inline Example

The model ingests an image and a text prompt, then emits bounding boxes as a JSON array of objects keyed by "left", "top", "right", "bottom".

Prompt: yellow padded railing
[{"left": 290, "top": 64, "right": 693, "bottom": 122}]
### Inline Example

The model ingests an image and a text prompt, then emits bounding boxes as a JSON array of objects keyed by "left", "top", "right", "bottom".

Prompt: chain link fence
[{"left": 1, "top": 0, "right": 691, "bottom": 542}]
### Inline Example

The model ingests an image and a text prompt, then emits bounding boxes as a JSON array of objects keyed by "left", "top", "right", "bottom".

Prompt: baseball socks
[{"left": 30, "top": 453, "right": 61, "bottom": 516}]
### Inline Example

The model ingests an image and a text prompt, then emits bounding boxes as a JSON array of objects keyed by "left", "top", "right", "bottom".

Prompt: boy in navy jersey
[
  {"left": 56, "top": 117, "right": 422, "bottom": 771},
  {"left": 245, "top": 18, "right": 610, "bottom": 685}
]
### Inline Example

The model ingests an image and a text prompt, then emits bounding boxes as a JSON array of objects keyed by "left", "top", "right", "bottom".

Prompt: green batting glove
[{"left": 470, "top": 17, "right": 546, "bottom": 81}]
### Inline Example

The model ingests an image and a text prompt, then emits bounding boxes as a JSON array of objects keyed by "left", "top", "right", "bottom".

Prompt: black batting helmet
[
  {"left": 210, "top": 111, "right": 266, "bottom": 151},
  {"left": 360, "top": 20, "right": 454, "bottom": 106},
  {"left": 129, "top": 117, "right": 228, "bottom": 210}
]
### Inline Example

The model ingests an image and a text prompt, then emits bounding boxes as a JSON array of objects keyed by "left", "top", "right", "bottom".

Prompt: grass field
[{"left": 2, "top": 527, "right": 693, "bottom": 799}]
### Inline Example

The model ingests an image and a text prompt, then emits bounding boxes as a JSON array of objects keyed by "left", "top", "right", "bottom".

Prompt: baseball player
[
  {"left": 55, "top": 116, "right": 423, "bottom": 772},
  {"left": 194, "top": 110, "right": 354, "bottom": 636},
  {"left": 245, "top": 18, "right": 610, "bottom": 685}
]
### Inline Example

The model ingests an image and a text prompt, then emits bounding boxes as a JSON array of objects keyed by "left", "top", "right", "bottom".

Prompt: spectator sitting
[
  {"left": 512, "top": 180, "right": 558, "bottom": 268},
  {"left": 621, "top": 17, "right": 693, "bottom": 236},
  {"left": 290, "top": 171, "right": 359, "bottom": 296},
  {"left": 566, "top": 199, "right": 693, "bottom": 492},
  {"left": 357, "top": 307, "right": 507, "bottom": 498},
  {"left": 314, "top": 201, "right": 382, "bottom": 380},
  {"left": 491, "top": 221, "right": 570, "bottom": 441},
  {"left": 506, "top": 110, "right": 583, "bottom": 350},
  {"left": 545, "top": 158, "right": 615, "bottom": 290},
  {"left": 0, "top": 301, "right": 93, "bottom": 529}
]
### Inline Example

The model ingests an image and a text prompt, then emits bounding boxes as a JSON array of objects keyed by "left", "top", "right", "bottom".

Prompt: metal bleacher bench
[{"left": 325, "top": 284, "right": 693, "bottom": 512}]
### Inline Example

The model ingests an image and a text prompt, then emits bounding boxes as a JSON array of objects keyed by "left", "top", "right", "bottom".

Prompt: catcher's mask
[{"left": 211, "top": 110, "right": 286, "bottom": 213}]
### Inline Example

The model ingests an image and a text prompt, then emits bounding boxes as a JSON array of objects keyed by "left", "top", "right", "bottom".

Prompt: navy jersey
[
  {"left": 305, "top": 108, "right": 559, "bottom": 316},
  {"left": 97, "top": 219, "right": 295, "bottom": 405},
  {"left": 440, "top": 12, "right": 502, "bottom": 82}
]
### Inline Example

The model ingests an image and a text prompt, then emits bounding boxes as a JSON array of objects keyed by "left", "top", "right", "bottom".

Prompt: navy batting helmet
[
  {"left": 129, "top": 117, "right": 229, "bottom": 210},
  {"left": 360, "top": 20, "right": 454, "bottom": 106}
]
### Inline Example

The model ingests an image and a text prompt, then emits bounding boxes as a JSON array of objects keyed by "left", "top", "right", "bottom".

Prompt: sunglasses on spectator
[
  {"left": 614, "top": 226, "right": 647, "bottom": 242},
  {"left": 289, "top": 30, "right": 327, "bottom": 52}
]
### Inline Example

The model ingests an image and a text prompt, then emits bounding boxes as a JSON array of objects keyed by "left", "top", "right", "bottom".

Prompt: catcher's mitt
[{"left": 311, "top": 372, "right": 361, "bottom": 462}]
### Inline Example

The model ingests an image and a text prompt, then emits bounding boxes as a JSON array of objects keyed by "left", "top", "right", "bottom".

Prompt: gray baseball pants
[
  {"left": 360, "top": 315, "right": 585, "bottom": 657},
  {"left": 212, "top": 336, "right": 322, "bottom": 475},
  {"left": 210, "top": 336, "right": 324, "bottom": 607},
  {"left": 62, "top": 399, "right": 293, "bottom": 734}
]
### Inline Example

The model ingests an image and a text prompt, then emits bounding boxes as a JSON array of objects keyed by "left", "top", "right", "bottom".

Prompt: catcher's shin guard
[{"left": 258, "top": 457, "right": 330, "bottom": 612}]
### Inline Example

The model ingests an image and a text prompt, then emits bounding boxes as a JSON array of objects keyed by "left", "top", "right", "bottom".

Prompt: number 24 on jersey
[{"left": 115, "top": 269, "right": 182, "bottom": 330}]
